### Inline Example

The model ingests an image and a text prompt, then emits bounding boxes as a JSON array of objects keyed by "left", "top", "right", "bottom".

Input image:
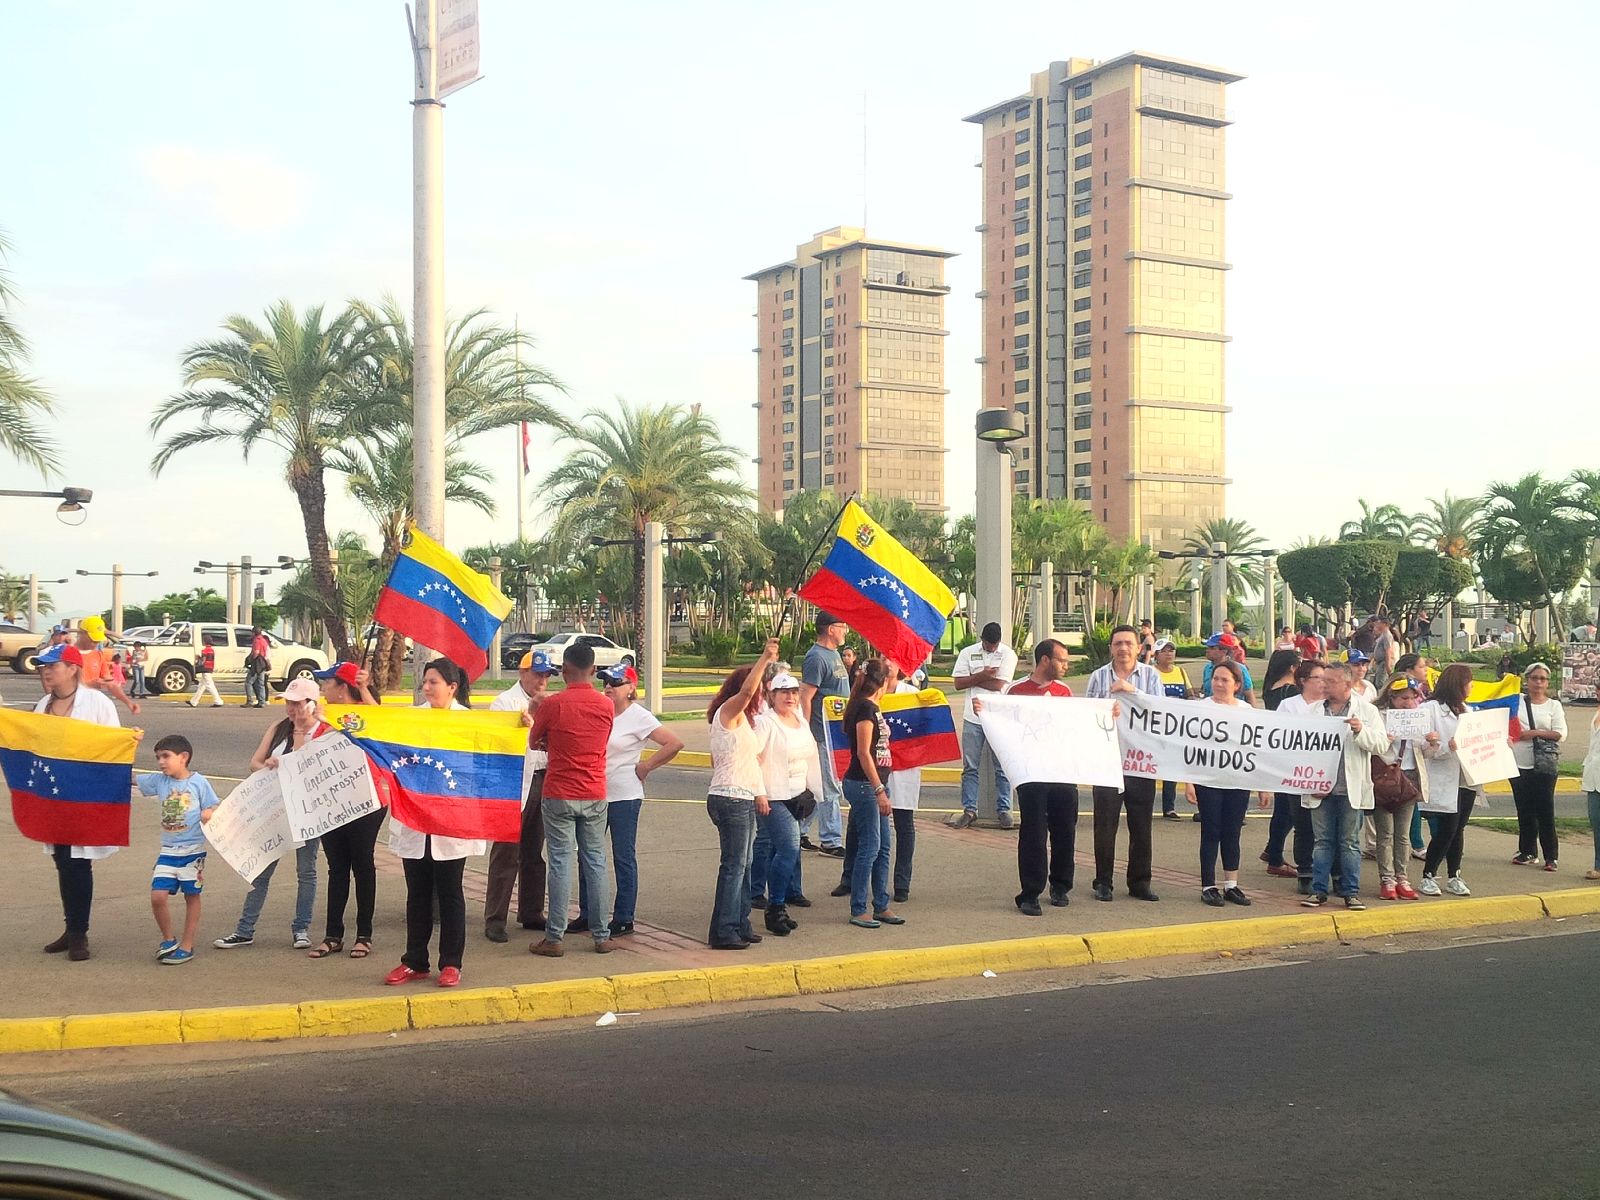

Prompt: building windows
[
  {"left": 1073, "top": 320, "right": 1090, "bottom": 336},
  {"left": 783, "top": 479, "right": 795, "bottom": 492},
  {"left": 823, "top": 316, "right": 834, "bottom": 330},
  {"left": 1073, "top": 250, "right": 1091, "bottom": 266},
  {"left": 1073, "top": 225, "right": 1091, "bottom": 242},
  {"left": 1073, "top": 130, "right": 1092, "bottom": 147},
  {"left": 1014, "top": 333, "right": 1030, "bottom": 350},
  {"left": 1073, "top": 462, "right": 1091, "bottom": 477},
  {"left": 1013, "top": 265, "right": 1029, "bottom": 282},
  {"left": 1014, "top": 311, "right": 1030, "bottom": 326},
  {"left": 1016, "top": 402, "right": 1029, "bottom": 414},
  {"left": 823, "top": 297, "right": 834, "bottom": 309},
  {"left": 782, "top": 344, "right": 794, "bottom": 357},
  {"left": 1073, "top": 82, "right": 1092, "bottom": 99},
  {"left": 1073, "top": 368, "right": 1092, "bottom": 383},
  {"left": 1072, "top": 270, "right": 1091, "bottom": 288},
  {"left": 1013, "top": 379, "right": 1029, "bottom": 394},
  {"left": 824, "top": 355, "right": 834, "bottom": 367},
  {"left": 1013, "top": 286, "right": 1029, "bottom": 301},
  {"left": 1014, "top": 242, "right": 1030, "bottom": 257},
  {"left": 1013, "top": 219, "right": 1030, "bottom": 236},
  {"left": 824, "top": 435, "right": 834, "bottom": 447},
  {"left": 1014, "top": 103, "right": 1030, "bottom": 120},
  {"left": 1014, "top": 149, "right": 1031, "bottom": 167},
  {"left": 1014, "top": 196, "right": 1030, "bottom": 212},
  {"left": 783, "top": 457, "right": 795, "bottom": 471},
  {"left": 1015, "top": 173, "right": 1031, "bottom": 189},
  {"left": 1073, "top": 412, "right": 1091, "bottom": 430},
  {"left": 782, "top": 307, "right": 794, "bottom": 320},
  {"left": 823, "top": 375, "right": 834, "bottom": 388},
  {"left": 782, "top": 365, "right": 794, "bottom": 377},
  {"left": 781, "top": 400, "right": 795, "bottom": 414},
  {"left": 1073, "top": 199, "right": 1092, "bottom": 218},
  {"left": 1073, "top": 391, "right": 1091, "bottom": 406},
  {"left": 1073, "top": 341, "right": 1090, "bottom": 359},
  {"left": 1073, "top": 296, "right": 1090, "bottom": 312},
  {"left": 782, "top": 384, "right": 794, "bottom": 396},
  {"left": 823, "top": 473, "right": 834, "bottom": 485},
  {"left": 1073, "top": 105, "right": 1092, "bottom": 122},
  {"left": 1016, "top": 470, "right": 1031, "bottom": 485},
  {"left": 1015, "top": 127, "right": 1030, "bottom": 144},
  {"left": 1074, "top": 152, "right": 1092, "bottom": 170},
  {"left": 1074, "top": 439, "right": 1092, "bottom": 453},
  {"left": 782, "top": 440, "right": 794, "bottom": 452},
  {"left": 783, "top": 289, "right": 794, "bottom": 301},
  {"left": 1013, "top": 355, "right": 1030, "bottom": 369},
  {"left": 823, "top": 415, "right": 834, "bottom": 427},
  {"left": 1073, "top": 178, "right": 1091, "bottom": 195},
  {"left": 782, "top": 421, "right": 794, "bottom": 433},
  {"left": 1073, "top": 485, "right": 1091, "bottom": 500}
]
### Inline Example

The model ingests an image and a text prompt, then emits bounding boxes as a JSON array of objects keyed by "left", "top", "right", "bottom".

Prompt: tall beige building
[
  {"left": 747, "top": 227, "right": 953, "bottom": 514},
  {"left": 965, "top": 53, "right": 1241, "bottom": 550}
]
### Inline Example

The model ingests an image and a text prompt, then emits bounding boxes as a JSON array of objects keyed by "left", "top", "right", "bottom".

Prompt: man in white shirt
[
  {"left": 482, "top": 649, "right": 557, "bottom": 942},
  {"left": 32, "top": 643, "right": 127, "bottom": 962},
  {"left": 950, "top": 622, "right": 1018, "bottom": 828},
  {"left": 1085, "top": 624, "right": 1166, "bottom": 902}
]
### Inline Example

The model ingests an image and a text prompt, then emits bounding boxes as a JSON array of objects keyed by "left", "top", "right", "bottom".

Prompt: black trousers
[
  {"left": 51, "top": 845, "right": 94, "bottom": 934},
  {"left": 485, "top": 771, "right": 548, "bottom": 924},
  {"left": 1511, "top": 770, "right": 1559, "bottom": 862},
  {"left": 1294, "top": 807, "right": 1316, "bottom": 877},
  {"left": 1016, "top": 783, "right": 1079, "bottom": 901},
  {"left": 891, "top": 808, "right": 916, "bottom": 895},
  {"left": 1092, "top": 777, "right": 1155, "bottom": 891},
  {"left": 401, "top": 840, "right": 467, "bottom": 972},
  {"left": 321, "top": 806, "right": 385, "bottom": 942},
  {"left": 1424, "top": 789, "right": 1477, "bottom": 879}
]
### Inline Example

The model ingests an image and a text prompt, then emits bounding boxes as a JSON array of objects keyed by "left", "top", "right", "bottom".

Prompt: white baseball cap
[
  {"left": 283, "top": 678, "right": 320, "bottom": 703},
  {"left": 767, "top": 672, "right": 800, "bottom": 691}
]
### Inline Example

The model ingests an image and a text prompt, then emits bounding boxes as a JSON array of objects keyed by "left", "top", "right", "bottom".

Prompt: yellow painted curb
[
  {"left": 181, "top": 1004, "right": 300, "bottom": 1044},
  {"left": 0, "top": 1017, "right": 63, "bottom": 1053},
  {"left": 705, "top": 963, "right": 801, "bottom": 1003},
  {"left": 296, "top": 997, "right": 410, "bottom": 1038},
  {"left": 1533, "top": 888, "right": 1600, "bottom": 918},
  {"left": 1084, "top": 914, "right": 1338, "bottom": 963},
  {"left": 1331, "top": 894, "right": 1546, "bottom": 940},
  {"left": 612, "top": 969, "right": 715, "bottom": 1012},
  {"left": 61, "top": 1010, "right": 183, "bottom": 1051},
  {"left": 511, "top": 978, "right": 616, "bottom": 1022},
  {"left": 409, "top": 987, "right": 521, "bottom": 1029},
  {"left": 972, "top": 935, "right": 1092, "bottom": 973}
]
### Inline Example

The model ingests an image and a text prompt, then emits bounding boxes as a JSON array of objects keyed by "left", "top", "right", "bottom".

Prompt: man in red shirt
[
  {"left": 527, "top": 641, "right": 615, "bottom": 957},
  {"left": 1001, "top": 639, "right": 1078, "bottom": 916}
]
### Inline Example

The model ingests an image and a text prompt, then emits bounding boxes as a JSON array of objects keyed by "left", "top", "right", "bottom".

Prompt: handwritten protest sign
[
  {"left": 1117, "top": 693, "right": 1347, "bottom": 793},
  {"left": 278, "top": 734, "right": 380, "bottom": 842},
  {"left": 1384, "top": 708, "right": 1432, "bottom": 741},
  {"left": 203, "top": 769, "right": 293, "bottom": 883},
  {"left": 977, "top": 696, "right": 1124, "bottom": 790},
  {"left": 1455, "top": 707, "right": 1519, "bottom": 786}
]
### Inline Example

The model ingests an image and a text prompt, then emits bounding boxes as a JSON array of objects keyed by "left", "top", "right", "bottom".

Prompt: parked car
[
  {"left": 528, "top": 631, "right": 635, "bottom": 669},
  {"left": 500, "top": 631, "right": 540, "bottom": 669},
  {"left": 142, "top": 624, "right": 330, "bottom": 696},
  {"left": 0, "top": 622, "right": 42, "bottom": 673},
  {"left": 119, "top": 624, "right": 182, "bottom": 644},
  {"left": 0, "top": 1089, "right": 290, "bottom": 1199}
]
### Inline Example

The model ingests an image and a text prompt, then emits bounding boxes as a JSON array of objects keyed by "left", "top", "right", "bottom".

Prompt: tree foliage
[{"left": 0, "top": 231, "right": 59, "bottom": 478}]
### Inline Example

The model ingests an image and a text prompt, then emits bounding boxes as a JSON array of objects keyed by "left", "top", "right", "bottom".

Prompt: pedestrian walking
[
  {"left": 244, "top": 626, "right": 271, "bottom": 708},
  {"left": 482, "top": 649, "right": 556, "bottom": 943},
  {"left": 1187, "top": 660, "right": 1259, "bottom": 907},
  {"left": 311, "top": 665, "right": 385, "bottom": 961},
  {"left": 841, "top": 658, "right": 902, "bottom": 930},
  {"left": 1086, "top": 625, "right": 1165, "bottom": 903},
  {"left": 753, "top": 670, "right": 823, "bottom": 935},
  {"left": 799, "top": 614, "right": 852, "bottom": 855},
  {"left": 951, "top": 621, "right": 1017, "bottom": 828},
  {"left": 188, "top": 642, "right": 222, "bottom": 708},
  {"left": 1417, "top": 664, "right": 1478, "bottom": 897},
  {"left": 215, "top": 679, "right": 331, "bottom": 952},
  {"left": 1373, "top": 676, "right": 1432, "bottom": 900},
  {"left": 383, "top": 660, "right": 484, "bottom": 987},
  {"left": 702, "top": 639, "right": 780, "bottom": 950},
  {"left": 1510, "top": 662, "right": 1566, "bottom": 870},
  {"left": 128, "top": 641, "right": 149, "bottom": 699}
]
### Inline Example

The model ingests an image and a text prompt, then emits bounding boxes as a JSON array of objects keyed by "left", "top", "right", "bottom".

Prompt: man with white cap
[
  {"left": 33, "top": 643, "right": 131, "bottom": 961},
  {"left": 482, "top": 648, "right": 558, "bottom": 941}
]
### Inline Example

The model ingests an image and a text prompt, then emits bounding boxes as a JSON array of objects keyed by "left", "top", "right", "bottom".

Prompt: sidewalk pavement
[{"left": 4, "top": 792, "right": 1596, "bottom": 1024}]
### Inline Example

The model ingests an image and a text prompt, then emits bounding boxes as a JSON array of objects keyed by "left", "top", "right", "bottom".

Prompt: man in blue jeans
[
  {"left": 1301, "top": 662, "right": 1387, "bottom": 910},
  {"left": 799, "top": 613, "right": 852, "bottom": 857},
  {"left": 951, "top": 622, "right": 1017, "bottom": 828}
]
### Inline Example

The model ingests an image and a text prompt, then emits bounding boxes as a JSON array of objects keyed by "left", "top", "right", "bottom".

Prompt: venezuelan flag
[
  {"left": 325, "top": 705, "right": 525, "bottom": 841},
  {"left": 822, "top": 689, "right": 960, "bottom": 778},
  {"left": 373, "top": 523, "right": 514, "bottom": 681},
  {"left": 0, "top": 709, "right": 136, "bottom": 847},
  {"left": 798, "top": 501, "right": 956, "bottom": 673}
]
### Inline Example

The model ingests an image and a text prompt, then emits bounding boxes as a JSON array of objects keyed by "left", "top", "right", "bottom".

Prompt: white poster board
[
  {"left": 1455, "top": 707, "right": 1520, "bottom": 786},
  {"left": 1384, "top": 708, "right": 1432, "bottom": 741},
  {"left": 203, "top": 769, "right": 294, "bottom": 883},
  {"left": 977, "top": 696, "right": 1124, "bottom": 790},
  {"left": 278, "top": 735, "right": 381, "bottom": 843}
]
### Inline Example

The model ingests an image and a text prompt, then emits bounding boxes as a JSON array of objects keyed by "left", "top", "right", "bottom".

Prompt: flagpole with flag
[
  {"left": 372, "top": 522, "right": 514, "bottom": 680},
  {"left": 514, "top": 314, "right": 527, "bottom": 544}
]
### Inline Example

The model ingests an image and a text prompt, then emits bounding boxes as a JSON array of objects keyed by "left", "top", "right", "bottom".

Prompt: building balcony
[{"left": 1136, "top": 100, "right": 1231, "bottom": 128}]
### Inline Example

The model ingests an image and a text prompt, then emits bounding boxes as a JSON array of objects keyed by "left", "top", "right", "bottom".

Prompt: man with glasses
[
  {"left": 799, "top": 613, "right": 852, "bottom": 857},
  {"left": 951, "top": 621, "right": 1018, "bottom": 829}
]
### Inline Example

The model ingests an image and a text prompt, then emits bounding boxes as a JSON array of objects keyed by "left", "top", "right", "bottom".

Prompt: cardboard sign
[
  {"left": 278, "top": 734, "right": 380, "bottom": 843},
  {"left": 1455, "top": 707, "right": 1519, "bottom": 786},
  {"left": 977, "top": 696, "right": 1124, "bottom": 790},
  {"left": 1383, "top": 708, "right": 1432, "bottom": 741},
  {"left": 203, "top": 769, "right": 293, "bottom": 883}
]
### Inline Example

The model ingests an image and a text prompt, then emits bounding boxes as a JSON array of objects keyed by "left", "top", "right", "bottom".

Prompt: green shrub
[{"left": 696, "top": 630, "right": 738, "bottom": 667}]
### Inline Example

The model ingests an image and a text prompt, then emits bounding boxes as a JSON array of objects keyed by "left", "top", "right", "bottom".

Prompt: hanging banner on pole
[
  {"left": 1116, "top": 693, "right": 1348, "bottom": 794},
  {"left": 976, "top": 696, "right": 1125, "bottom": 790},
  {"left": 437, "top": 0, "right": 481, "bottom": 96}
]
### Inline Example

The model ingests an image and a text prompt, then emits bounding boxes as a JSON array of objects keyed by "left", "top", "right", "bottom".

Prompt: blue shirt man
[{"left": 799, "top": 612, "right": 852, "bottom": 853}]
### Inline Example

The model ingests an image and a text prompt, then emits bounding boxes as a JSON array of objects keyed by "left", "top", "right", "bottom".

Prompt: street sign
[{"left": 438, "top": 0, "right": 481, "bottom": 97}]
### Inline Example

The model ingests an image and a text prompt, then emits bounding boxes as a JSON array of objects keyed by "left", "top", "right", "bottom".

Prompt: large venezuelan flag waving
[
  {"left": 373, "top": 523, "right": 514, "bottom": 681},
  {"left": 798, "top": 501, "right": 956, "bottom": 672},
  {"left": 0, "top": 709, "right": 136, "bottom": 847},
  {"left": 325, "top": 705, "right": 525, "bottom": 841},
  {"left": 822, "top": 689, "right": 960, "bottom": 778}
]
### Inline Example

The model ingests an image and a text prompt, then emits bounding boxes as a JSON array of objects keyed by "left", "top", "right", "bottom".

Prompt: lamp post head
[{"left": 975, "top": 408, "right": 1026, "bottom": 445}]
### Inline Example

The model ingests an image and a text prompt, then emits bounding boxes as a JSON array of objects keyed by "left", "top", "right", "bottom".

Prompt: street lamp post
[
  {"left": 74, "top": 566, "right": 158, "bottom": 633},
  {"left": 591, "top": 528, "right": 716, "bottom": 716},
  {"left": 972, "top": 408, "right": 1025, "bottom": 828},
  {"left": 488, "top": 556, "right": 504, "bottom": 681},
  {"left": 1, "top": 486, "right": 94, "bottom": 524},
  {"left": 1262, "top": 554, "right": 1277, "bottom": 649},
  {"left": 29, "top": 575, "right": 67, "bottom": 634}
]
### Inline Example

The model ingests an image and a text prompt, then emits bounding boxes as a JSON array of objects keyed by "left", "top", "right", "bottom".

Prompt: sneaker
[
  {"left": 819, "top": 845, "right": 846, "bottom": 859},
  {"left": 1163, "top": 811, "right": 1183, "bottom": 820},
  {"left": 292, "top": 931, "right": 311, "bottom": 950},
  {"left": 385, "top": 963, "right": 431, "bottom": 984},
  {"left": 1379, "top": 880, "right": 1398, "bottom": 901},
  {"left": 1223, "top": 887, "right": 1251, "bottom": 906},
  {"left": 156, "top": 939, "right": 179, "bottom": 960},
  {"left": 800, "top": 836, "right": 819, "bottom": 852},
  {"left": 787, "top": 894, "right": 813, "bottom": 908},
  {"left": 1445, "top": 876, "right": 1471, "bottom": 896},
  {"left": 1410, "top": 848, "right": 1429, "bottom": 862},
  {"left": 1395, "top": 879, "right": 1419, "bottom": 900},
  {"left": 438, "top": 966, "right": 461, "bottom": 987},
  {"left": 997, "top": 811, "right": 1016, "bottom": 829},
  {"left": 608, "top": 921, "right": 635, "bottom": 937},
  {"left": 949, "top": 811, "right": 977, "bottom": 829},
  {"left": 1048, "top": 884, "right": 1070, "bottom": 908},
  {"left": 1201, "top": 887, "right": 1225, "bottom": 907},
  {"left": 213, "top": 933, "right": 254, "bottom": 949},
  {"left": 1512, "top": 852, "right": 1537, "bottom": 865},
  {"left": 1343, "top": 895, "right": 1366, "bottom": 911},
  {"left": 750, "top": 893, "right": 768, "bottom": 910},
  {"left": 1301, "top": 892, "right": 1328, "bottom": 907},
  {"left": 1418, "top": 875, "right": 1442, "bottom": 897},
  {"left": 161, "top": 947, "right": 194, "bottom": 965},
  {"left": 1015, "top": 895, "right": 1042, "bottom": 917},
  {"left": 1543, "top": 861, "right": 1559, "bottom": 872}
]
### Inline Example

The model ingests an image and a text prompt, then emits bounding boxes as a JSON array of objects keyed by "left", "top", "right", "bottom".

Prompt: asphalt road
[{"left": 15, "top": 930, "right": 1600, "bottom": 1199}]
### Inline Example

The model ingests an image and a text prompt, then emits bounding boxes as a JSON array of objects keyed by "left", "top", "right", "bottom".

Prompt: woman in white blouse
[
  {"left": 384, "top": 658, "right": 483, "bottom": 989},
  {"left": 1510, "top": 662, "right": 1566, "bottom": 869},
  {"left": 1417, "top": 664, "right": 1477, "bottom": 896},
  {"left": 753, "top": 671, "right": 823, "bottom": 936}
]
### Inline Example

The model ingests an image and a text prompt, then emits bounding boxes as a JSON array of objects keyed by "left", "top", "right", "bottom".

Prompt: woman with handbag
[
  {"left": 1417, "top": 663, "right": 1477, "bottom": 896},
  {"left": 753, "top": 671, "right": 823, "bottom": 935},
  {"left": 1373, "top": 677, "right": 1435, "bottom": 899},
  {"left": 1510, "top": 663, "right": 1566, "bottom": 869}
]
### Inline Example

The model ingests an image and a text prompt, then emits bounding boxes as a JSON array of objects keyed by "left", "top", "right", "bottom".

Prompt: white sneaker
[
  {"left": 1418, "top": 875, "right": 1442, "bottom": 896},
  {"left": 292, "top": 931, "right": 311, "bottom": 949},
  {"left": 1445, "top": 876, "right": 1471, "bottom": 896}
]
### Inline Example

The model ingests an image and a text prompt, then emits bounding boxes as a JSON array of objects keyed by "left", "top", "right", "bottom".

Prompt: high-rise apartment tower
[
  {"left": 965, "top": 53, "right": 1241, "bottom": 549},
  {"left": 748, "top": 226, "right": 953, "bottom": 514}
]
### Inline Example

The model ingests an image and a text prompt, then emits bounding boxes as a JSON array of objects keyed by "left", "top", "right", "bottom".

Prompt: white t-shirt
[
  {"left": 1513, "top": 696, "right": 1567, "bottom": 770},
  {"left": 888, "top": 679, "right": 923, "bottom": 810},
  {"left": 755, "top": 710, "right": 821, "bottom": 804},
  {"left": 606, "top": 703, "right": 661, "bottom": 803},
  {"left": 953, "top": 642, "right": 1018, "bottom": 723},
  {"left": 33, "top": 687, "right": 122, "bottom": 860}
]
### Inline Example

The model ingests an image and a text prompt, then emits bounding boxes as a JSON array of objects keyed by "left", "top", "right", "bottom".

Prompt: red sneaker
[
  {"left": 438, "top": 966, "right": 461, "bottom": 988},
  {"left": 1379, "top": 880, "right": 1398, "bottom": 900},
  {"left": 384, "top": 964, "right": 430, "bottom": 986},
  {"left": 1395, "top": 879, "right": 1419, "bottom": 900}
]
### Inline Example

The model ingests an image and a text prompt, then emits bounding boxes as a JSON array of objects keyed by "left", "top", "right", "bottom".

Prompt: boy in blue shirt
[{"left": 140, "top": 734, "right": 221, "bottom": 964}]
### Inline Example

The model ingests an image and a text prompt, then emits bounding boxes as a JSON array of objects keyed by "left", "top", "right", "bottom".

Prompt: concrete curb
[{"left": 4, "top": 889, "right": 1596, "bottom": 1057}]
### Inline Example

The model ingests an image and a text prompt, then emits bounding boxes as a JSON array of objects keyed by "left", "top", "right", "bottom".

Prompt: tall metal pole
[
  {"left": 1209, "top": 541, "right": 1228, "bottom": 635},
  {"left": 644, "top": 522, "right": 665, "bottom": 716},
  {"left": 1188, "top": 575, "right": 1202, "bottom": 640},
  {"left": 974, "top": 443, "right": 1013, "bottom": 640},
  {"left": 514, "top": 317, "right": 526, "bottom": 545},
  {"left": 1263, "top": 554, "right": 1277, "bottom": 651},
  {"left": 488, "top": 556, "right": 503, "bottom": 681},
  {"left": 240, "top": 555, "right": 254, "bottom": 627},
  {"left": 412, "top": 0, "right": 446, "bottom": 689},
  {"left": 111, "top": 564, "right": 124, "bottom": 634},
  {"left": 29, "top": 574, "right": 40, "bottom": 634},
  {"left": 224, "top": 563, "right": 239, "bottom": 628}
]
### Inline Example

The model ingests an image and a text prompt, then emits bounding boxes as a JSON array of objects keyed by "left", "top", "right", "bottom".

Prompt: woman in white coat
[
  {"left": 1300, "top": 662, "right": 1390, "bottom": 910},
  {"left": 1417, "top": 663, "right": 1478, "bottom": 896}
]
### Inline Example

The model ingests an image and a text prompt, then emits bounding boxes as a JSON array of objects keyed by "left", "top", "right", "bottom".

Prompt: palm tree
[
  {"left": 0, "top": 231, "right": 60, "bottom": 477},
  {"left": 1413, "top": 492, "right": 1480, "bottom": 558},
  {"left": 541, "top": 401, "right": 755, "bottom": 649},
  {"left": 274, "top": 532, "right": 382, "bottom": 648},
  {"left": 150, "top": 301, "right": 386, "bottom": 659},
  {"left": 1182, "top": 516, "right": 1266, "bottom": 598},
  {"left": 1338, "top": 499, "right": 1411, "bottom": 542},
  {"left": 0, "top": 571, "right": 53, "bottom": 623},
  {"left": 1477, "top": 472, "right": 1591, "bottom": 629}
]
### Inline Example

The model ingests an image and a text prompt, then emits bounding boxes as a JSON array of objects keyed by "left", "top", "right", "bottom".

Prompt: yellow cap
[{"left": 81, "top": 615, "right": 108, "bottom": 643}]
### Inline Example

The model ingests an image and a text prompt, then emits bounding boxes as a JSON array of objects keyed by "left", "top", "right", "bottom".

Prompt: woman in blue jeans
[
  {"left": 842, "top": 659, "right": 904, "bottom": 929},
  {"left": 1186, "top": 660, "right": 1258, "bottom": 907},
  {"left": 1580, "top": 707, "right": 1600, "bottom": 881},
  {"left": 753, "top": 671, "right": 823, "bottom": 935},
  {"left": 704, "top": 639, "right": 781, "bottom": 950}
]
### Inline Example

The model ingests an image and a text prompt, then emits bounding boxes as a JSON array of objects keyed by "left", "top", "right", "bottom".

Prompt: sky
[{"left": 4, "top": 0, "right": 1599, "bottom": 624}]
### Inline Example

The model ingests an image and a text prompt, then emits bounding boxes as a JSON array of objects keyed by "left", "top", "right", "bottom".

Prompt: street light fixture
[
  {"left": 3, "top": 486, "right": 95, "bottom": 525},
  {"left": 975, "top": 408, "right": 1026, "bottom": 445},
  {"left": 74, "top": 566, "right": 158, "bottom": 634}
]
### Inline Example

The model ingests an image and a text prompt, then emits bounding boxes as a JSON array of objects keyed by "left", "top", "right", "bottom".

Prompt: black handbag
[
  {"left": 783, "top": 789, "right": 817, "bottom": 822},
  {"left": 1525, "top": 694, "right": 1561, "bottom": 776}
]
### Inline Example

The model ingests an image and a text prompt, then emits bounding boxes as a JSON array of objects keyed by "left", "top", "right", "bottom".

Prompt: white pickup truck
[{"left": 138, "top": 623, "right": 331, "bottom": 697}]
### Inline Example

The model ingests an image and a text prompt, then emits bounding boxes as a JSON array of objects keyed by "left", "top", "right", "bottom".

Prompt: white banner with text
[{"left": 1117, "top": 693, "right": 1349, "bottom": 794}]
